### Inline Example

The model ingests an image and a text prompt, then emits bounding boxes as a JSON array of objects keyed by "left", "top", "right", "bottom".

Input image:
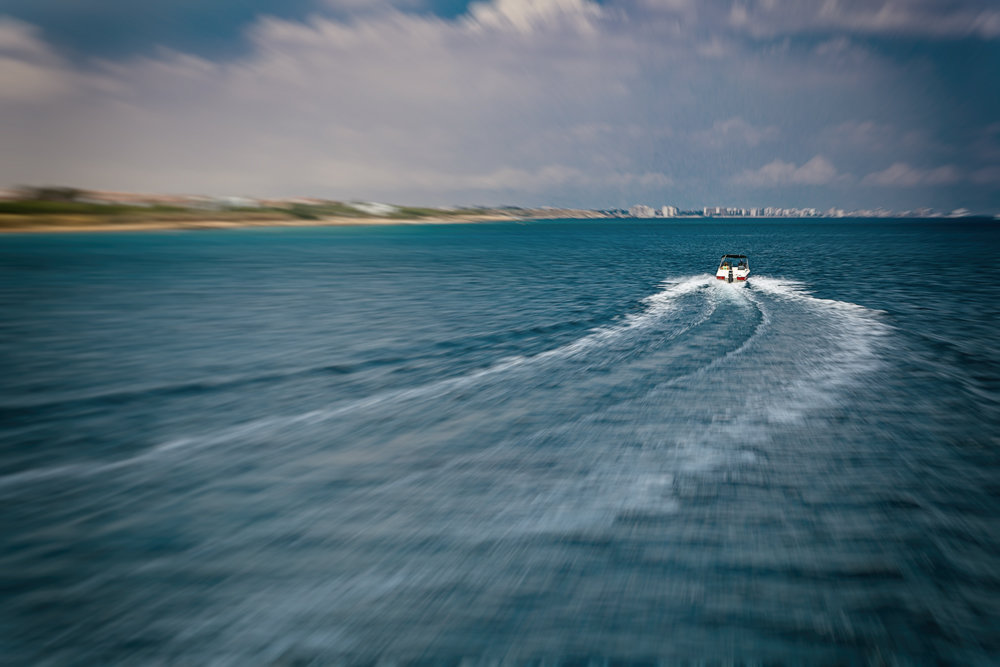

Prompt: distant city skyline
[{"left": 1, "top": 1, "right": 998, "bottom": 212}]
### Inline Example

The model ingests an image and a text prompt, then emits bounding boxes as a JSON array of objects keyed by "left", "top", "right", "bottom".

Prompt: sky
[{"left": 1, "top": 0, "right": 999, "bottom": 211}]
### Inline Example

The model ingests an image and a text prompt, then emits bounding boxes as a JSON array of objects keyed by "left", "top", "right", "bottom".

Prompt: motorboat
[{"left": 716, "top": 254, "right": 749, "bottom": 284}]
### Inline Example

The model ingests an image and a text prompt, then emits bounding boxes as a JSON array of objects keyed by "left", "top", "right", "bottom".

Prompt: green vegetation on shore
[
  {"left": 0, "top": 200, "right": 189, "bottom": 217},
  {"left": 0, "top": 202, "right": 300, "bottom": 229},
  {"left": 0, "top": 196, "right": 516, "bottom": 231},
  {"left": 0, "top": 187, "right": 605, "bottom": 231}
]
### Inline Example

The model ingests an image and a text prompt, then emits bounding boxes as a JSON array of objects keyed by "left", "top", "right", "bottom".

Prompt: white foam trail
[
  {"left": 721, "top": 275, "right": 890, "bottom": 433},
  {"left": 525, "top": 274, "right": 712, "bottom": 362},
  {"left": 654, "top": 281, "right": 772, "bottom": 390},
  {"left": 755, "top": 277, "right": 890, "bottom": 422},
  {"left": 0, "top": 276, "right": 713, "bottom": 490},
  {"left": 170, "top": 275, "right": 712, "bottom": 441}
]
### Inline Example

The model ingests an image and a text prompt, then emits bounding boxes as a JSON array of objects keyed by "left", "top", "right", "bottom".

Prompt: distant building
[
  {"left": 629, "top": 204, "right": 656, "bottom": 218},
  {"left": 661, "top": 205, "right": 678, "bottom": 217}
]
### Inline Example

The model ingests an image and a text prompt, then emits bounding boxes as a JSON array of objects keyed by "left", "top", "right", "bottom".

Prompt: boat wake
[
  {"left": 0, "top": 274, "right": 890, "bottom": 505},
  {"left": 0, "top": 271, "right": 899, "bottom": 664}
]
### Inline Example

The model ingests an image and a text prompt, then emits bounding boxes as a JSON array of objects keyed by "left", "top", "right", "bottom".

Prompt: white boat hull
[
  {"left": 716, "top": 254, "right": 749, "bottom": 285},
  {"left": 715, "top": 269, "right": 749, "bottom": 284}
]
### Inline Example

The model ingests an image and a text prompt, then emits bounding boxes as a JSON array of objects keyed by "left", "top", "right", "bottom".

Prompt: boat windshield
[{"left": 719, "top": 255, "right": 748, "bottom": 269}]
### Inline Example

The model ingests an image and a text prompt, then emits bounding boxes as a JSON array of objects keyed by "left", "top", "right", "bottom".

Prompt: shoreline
[
  {"left": 1, "top": 212, "right": 989, "bottom": 233},
  {"left": 0, "top": 212, "right": 556, "bottom": 233}
]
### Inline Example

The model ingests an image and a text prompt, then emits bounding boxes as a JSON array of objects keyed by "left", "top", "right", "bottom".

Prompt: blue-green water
[{"left": 1, "top": 219, "right": 998, "bottom": 664}]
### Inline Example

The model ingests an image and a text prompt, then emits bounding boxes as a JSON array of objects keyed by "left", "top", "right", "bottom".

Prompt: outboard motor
[{"left": 727, "top": 268, "right": 734, "bottom": 283}]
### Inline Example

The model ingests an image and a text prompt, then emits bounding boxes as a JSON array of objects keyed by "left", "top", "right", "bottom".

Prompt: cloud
[
  {"left": 324, "top": 0, "right": 424, "bottom": 11},
  {"left": 0, "top": 0, "right": 997, "bottom": 211},
  {"left": 971, "top": 166, "right": 1000, "bottom": 185},
  {"left": 734, "top": 155, "right": 842, "bottom": 186},
  {"left": 0, "top": 16, "right": 52, "bottom": 59},
  {"left": 972, "top": 122, "right": 1000, "bottom": 161},
  {"left": 446, "top": 164, "right": 672, "bottom": 190},
  {"left": 862, "top": 162, "right": 962, "bottom": 186},
  {"left": 0, "top": 17, "right": 73, "bottom": 102},
  {"left": 694, "top": 117, "right": 778, "bottom": 148},
  {"left": 811, "top": 36, "right": 876, "bottom": 66},
  {"left": 726, "top": 0, "right": 1000, "bottom": 39},
  {"left": 0, "top": 2, "right": 650, "bottom": 202},
  {"left": 632, "top": 0, "right": 695, "bottom": 11},
  {"left": 466, "top": 0, "right": 603, "bottom": 34},
  {"left": 695, "top": 37, "right": 732, "bottom": 58},
  {"left": 824, "top": 120, "right": 894, "bottom": 149}
]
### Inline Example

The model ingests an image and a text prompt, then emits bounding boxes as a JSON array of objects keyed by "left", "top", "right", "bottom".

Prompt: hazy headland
[{"left": 0, "top": 187, "right": 606, "bottom": 233}]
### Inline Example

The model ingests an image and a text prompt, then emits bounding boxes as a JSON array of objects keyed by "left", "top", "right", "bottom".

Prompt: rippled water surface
[{"left": 1, "top": 219, "right": 999, "bottom": 664}]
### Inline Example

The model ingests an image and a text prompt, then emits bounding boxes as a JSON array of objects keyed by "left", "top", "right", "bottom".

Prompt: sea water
[{"left": 1, "top": 219, "right": 998, "bottom": 663}]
